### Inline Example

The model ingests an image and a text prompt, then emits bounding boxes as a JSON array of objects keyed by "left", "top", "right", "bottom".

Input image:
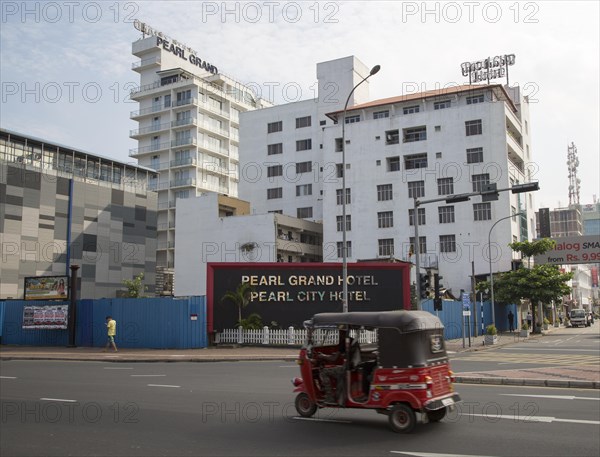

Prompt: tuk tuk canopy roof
[{"left": 307, "top": 311, "right": 443, "bottom": 333}]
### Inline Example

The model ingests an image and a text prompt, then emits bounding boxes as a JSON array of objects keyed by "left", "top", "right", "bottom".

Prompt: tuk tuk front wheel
[
  {"left": 388, "top": 404, "right": 416, "bottom": 433},
  {"left": 295, "top": 393, "right": 317, "bottom": 418},
  {"left": 427, "top": 407, "right": 447, "bottom": 422}
]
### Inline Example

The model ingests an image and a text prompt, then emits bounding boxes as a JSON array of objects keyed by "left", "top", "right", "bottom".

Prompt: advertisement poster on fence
[
  {"left": 22, "top": 305, "right": 69, "bottom": 330},
  {"left": 24, "top": 276, "right": 69, "bottom": 301}
]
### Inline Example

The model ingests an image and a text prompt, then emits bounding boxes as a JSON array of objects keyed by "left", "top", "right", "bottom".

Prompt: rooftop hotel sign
[
  {"left": 134, "top": 20, "right": 218, "bottom": 74},
  {"left": 461, "top": 54, "right": 515, "bottom": 85}
]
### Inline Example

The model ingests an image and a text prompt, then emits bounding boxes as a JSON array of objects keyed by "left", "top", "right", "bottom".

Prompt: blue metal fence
[
  {"left": 0, "top": 297, "right": 207, "bottom": 349},
  {"left": 421, "top": 299, "right": 517, "bottom": 339}
]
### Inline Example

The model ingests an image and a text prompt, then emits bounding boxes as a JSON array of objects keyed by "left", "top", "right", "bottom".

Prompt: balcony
[
  {"left": 132, "top": 56, "right": 161, "bottom": 72},
  {"left": 198, "top": 121, "right": 229, "bottom": 137},
  {"left": 172, "top": 97, "right": 198, "bottom": 108},
  {"left": 202, "top": 103, "right": 229, "bottom": 119},
  {"left": 158, "top": 200, "right": 176, "bottom": 210},
  {"left": 130, "top": 104, "right": 170, "bottom": 119},
  {"left": 171, "top": 117, "right": 198, "bottom": 129},
  {"left": 129, "top": 142, "right": 171, "bottom": 157},
  {"left": 170, "top": 178, "right": 197, "bottom": 188},
  {"left": 170, "top": 157, "right": 198, "bottom": 168},
  {"left": 202, "top": 163, "right": 231, "bottom": 177},
  {"left": 130, "top": 77, "right": 194, "bottom": 100},
  {"left": 130, "top": 122, "right": 171, "bottom": 138},
  {"left": 200, "top": 141, "right": 228, "bottom": 157},
  {"left": 157, "top": 241, "right": 175, "bottom": 250},
  {"left": 157, "top": 221, "right": 176, "bottom": 231},
  {"left": 171, "top": 137, "right": 197, "bottom": 149}
]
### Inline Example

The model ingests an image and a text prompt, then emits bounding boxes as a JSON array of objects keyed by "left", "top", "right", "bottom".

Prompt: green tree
[
  {"left": 492, "top": 239, "right": 572, "bottom": 330},
  {"left": 122, "top": 272, "right": 147, "bottom": 298},
  {"left": 221, "top": 282, "right": 254, "bottom": 325}
]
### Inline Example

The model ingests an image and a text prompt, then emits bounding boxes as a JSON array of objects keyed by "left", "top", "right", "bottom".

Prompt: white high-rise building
[
  {"left": 130, "top": 23, "right": 270, "bottom": 269},
  {"left": 240, "top": 56, "right": 537, "bottom": 295}
]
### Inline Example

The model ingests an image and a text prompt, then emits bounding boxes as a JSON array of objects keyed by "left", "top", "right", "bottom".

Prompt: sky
[{"left": 1, "top": 1, "right": 599, "bottom": 210}]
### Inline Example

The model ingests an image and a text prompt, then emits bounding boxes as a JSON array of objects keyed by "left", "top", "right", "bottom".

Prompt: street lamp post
[
  {"left": 488, "top": 212, "right": 524, "bottom": 327},
  {"left": 341, "top": 64, "right": 380, "bottom": 313}
]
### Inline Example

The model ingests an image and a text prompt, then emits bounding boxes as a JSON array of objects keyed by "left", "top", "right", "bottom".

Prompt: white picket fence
[{"left": 215, "top": 327, "right": 378, "bottom": 346}]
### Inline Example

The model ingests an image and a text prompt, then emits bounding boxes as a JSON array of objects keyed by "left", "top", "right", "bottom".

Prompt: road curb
[
  {"left": 455, "top": 376, "right": 599, "bottom": 390},
  {"left": 0, "top": 356, "right": 299, "bottom": 363}
]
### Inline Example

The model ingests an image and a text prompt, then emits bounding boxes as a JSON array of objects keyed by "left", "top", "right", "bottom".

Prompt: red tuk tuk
[{"left": 292, "top": 310, "right": 461, "bottom": 433}]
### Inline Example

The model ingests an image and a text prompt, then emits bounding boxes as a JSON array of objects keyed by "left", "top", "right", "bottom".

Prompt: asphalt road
[{"left": 1, "top": 356, "right": 599, "bottom": 456}]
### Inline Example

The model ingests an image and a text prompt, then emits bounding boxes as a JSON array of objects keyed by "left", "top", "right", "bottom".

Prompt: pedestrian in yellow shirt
[{"left": 103, "top": 316, "right": 118, "bottom": 352}]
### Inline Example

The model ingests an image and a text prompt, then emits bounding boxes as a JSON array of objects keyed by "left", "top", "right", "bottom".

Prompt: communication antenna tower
[{"left": 567, "top": 142, "right": 580, "bottom": 206}]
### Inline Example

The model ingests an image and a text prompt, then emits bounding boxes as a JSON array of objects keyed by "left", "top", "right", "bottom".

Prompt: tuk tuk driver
[{"left": 317, "top": 330, "right": 359, "bottom": 405}]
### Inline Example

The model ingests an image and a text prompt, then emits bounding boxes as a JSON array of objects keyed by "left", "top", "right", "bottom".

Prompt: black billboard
[{"left": 207, "top": 262, "right": 411, "bottom": 331}]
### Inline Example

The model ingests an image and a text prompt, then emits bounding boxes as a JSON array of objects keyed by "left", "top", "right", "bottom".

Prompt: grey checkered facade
[{"left": 0, "top": 129, "right": 158, "bottom": 299}]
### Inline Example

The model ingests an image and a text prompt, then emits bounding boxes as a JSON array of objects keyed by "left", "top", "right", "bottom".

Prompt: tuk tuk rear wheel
[
  {"left": 295, "top": 393, "right": 317, "bottom": 418},
  {"left": 427, "top": 407, "right": 447, "bottom": 422},
  {"left": 388, "top": 404, "right": 416, "bottom": 433}
]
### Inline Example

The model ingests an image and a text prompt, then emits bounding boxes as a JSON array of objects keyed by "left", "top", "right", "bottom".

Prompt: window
[
  {"left": 320, "top": 120, "right": 326, "bottom": 126},
  {"left": 434, "top": 100, "right": 451, "bottom": 110},
  {"left": 296, "top": 116, "right": 311, "bottom": 128},
  {"left": 336, "top": 215, "right": 351, "bottom": 232},
  {"left": 267, "top": 187, "right": 282, "bottom": 199},
  {"left": 472, "top": 173, "right": 490, "bottom": 192},
  {"left": 438, "top": 206, "right": 455, "bottom": 224},
  {"left": 434, "top": 126, "right": 441, "bottom": 132},
  {"left": 296, "top": 184, "right": 312, "bottom": 196},
  {"left": 267, "top": 143, "right": 283, "bottom": 155},
  {"left": 373, "top": 110, "right": 389, "bottom": 119},
  {"left": 377, "top": 184, "right": 393, "bottom": 201},
  {"left": 267, "top": 165, "right": 283, "bottom": 177},
  {"left": 408, "top": 181, "right": 425, "bottom": 199},
  {"left": 378, "top": 211, "right": 394, "bottom": 228},
  {"left": 466, "top": 147, "right": 483, "bottom": 164},
  {"left": 387, "top": 156, "right": 401, "bottom": 172},
  {"left": 408, "top": 208, "right": 426, "bottom": 226},
  {"left": 403, "top": 126, "right": 427, "bottom": 142},
  {"left": 175, "top": 190, "right": 189, "bottom": 199},
  {"left": 466, "top": 94, "right": 485, "bottom": 104},
  {"left": 404, "top": 153, "right": 428, "bottom": 170},
  {"left": 335, "top": 138, "right": 343, "bottom": 152},
  {"left": 465, "top": 119, "right": 482, "bottom": 136},
  {"left": 437, "top": 177, "right": 454, "bottom": 195},
  {"left": 336, "top": 163, "right": 344, "bottom": 178},
  {"left": 296, "top": 161, "right": 312, "bottom": 174},
  {"left": 409, "top": 236, "right": 427, "bottom": 254},
  {"left": 296, "top": 139, "right": 312, "bottom": 151},
  {"left": 267, "top": 121, "right": 282, "bottom": 133},
  {"left": 378, "top": 239, "right": 395, "bottom": 257},
  {"left": 337, "top": 241, "right": 352, "bottom": 258},
  {"left": 297, "top": 207, "right": 313, "bottom": 219},
  {"left": 439, "top": 235, "right": 456, "bottom": 253},
  {"left": 403, "top": 105, "right": 420, "bottom": 114},
  {"left": 473, "top": 202, "right": 492, "bottom": 221},
  {"left": 345, "top": 115, "right": 360, "bottom": 124},
  {"left": 385, "top": 130, "right": 399, "bottom": 145},
  {"left": 336, "top": 188, "right": 351, "bottom": 205},
  {"left": 269, "top": 209, "right": 283, "bottom": 214}
]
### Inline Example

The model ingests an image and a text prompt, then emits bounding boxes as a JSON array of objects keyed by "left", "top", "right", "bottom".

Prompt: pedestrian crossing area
[{"left": 456, "top": 351, "right": 599, "bottom": 366}]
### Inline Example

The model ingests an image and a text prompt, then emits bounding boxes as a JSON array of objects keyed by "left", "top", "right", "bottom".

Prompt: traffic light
[
  {"left": 433, "top": 273, "right": 443, "bottom": 310},
  {"left": 419, "top": 273, "right": 430, "bottom": 299},
  {"left": 434, "top": 274, "right": 443, "bottom": 299}
]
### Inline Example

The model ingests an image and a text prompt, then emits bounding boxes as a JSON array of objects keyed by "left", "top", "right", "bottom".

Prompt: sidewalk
[{"left": 1, "top": 328, "right": 598, "bottom": 389}]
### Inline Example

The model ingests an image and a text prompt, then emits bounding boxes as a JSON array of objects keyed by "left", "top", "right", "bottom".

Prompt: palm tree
[{"left": 221, "top": 282, "right": 254, "bottom": 325}]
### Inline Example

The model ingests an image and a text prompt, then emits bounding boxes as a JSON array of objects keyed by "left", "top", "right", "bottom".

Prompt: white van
[{"left": 569, "top": 309, "right": 588, "bottom": 327}]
